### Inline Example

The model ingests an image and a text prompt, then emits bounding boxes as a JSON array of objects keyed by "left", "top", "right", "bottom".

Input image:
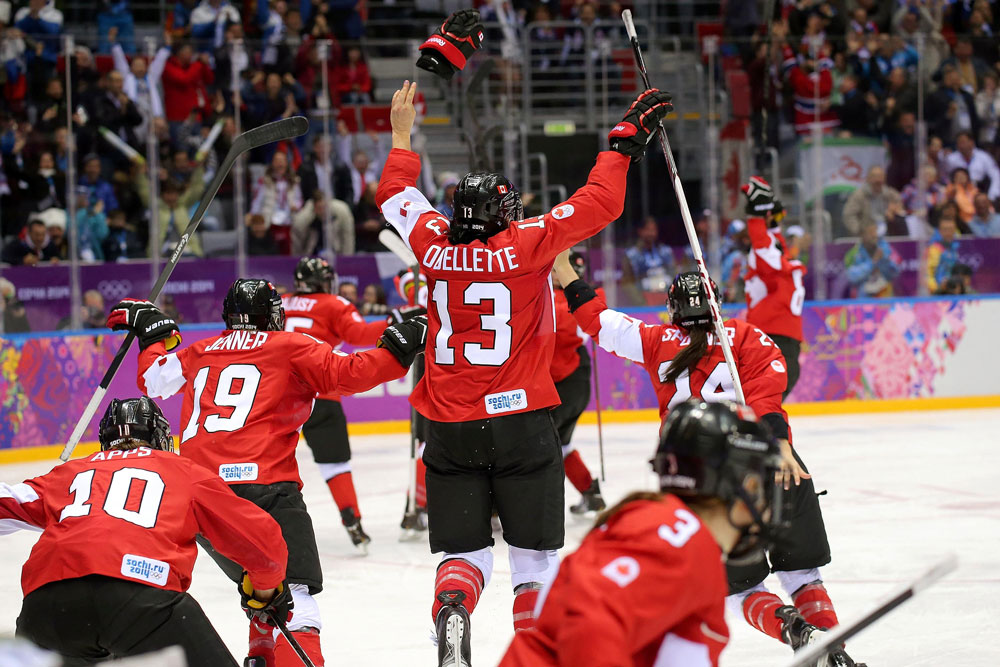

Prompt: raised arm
[{"left": 0, "top": 481, "right": 46, "bottom": 535}]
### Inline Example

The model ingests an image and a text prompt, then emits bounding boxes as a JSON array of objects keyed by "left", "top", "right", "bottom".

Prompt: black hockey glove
[
  {"left": 608, "top": 88, "right": 674, "bottom": 160},
  {"left": 563, "top": 279, "right": 599, "bottom": 313},
  {"left": 106, "top": 299, "right": 181, "bottom": 351},
  {"left": 388, "top": 304, "right": 427, "bottom": 325},
  {"left": 378, "top": 315, "right": 428, "bottom": 367},
  {"left": 741, "top": 176, "right": 777, "bottom": 217},
  {"left": 416, "top": 9, "right": 485, "bottom": 81},
  {"left": 240, "top": 573, "right": 293, "bottom": 626}
]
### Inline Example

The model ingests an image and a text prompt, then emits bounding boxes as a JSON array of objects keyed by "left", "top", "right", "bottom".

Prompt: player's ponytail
[{"left": 661, "top": 325, "right": 710, "bottom": 384}]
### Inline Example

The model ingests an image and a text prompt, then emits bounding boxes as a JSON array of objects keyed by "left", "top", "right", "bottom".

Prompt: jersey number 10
[{"left": 61, "top": 468, "right": 165, "bottom": 529}]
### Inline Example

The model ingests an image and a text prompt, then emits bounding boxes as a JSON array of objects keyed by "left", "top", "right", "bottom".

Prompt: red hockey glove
[
  {"left": 106, "top": 299, "right": 181, "bottom": 351},
  {"left": 416, "top": 9, "right": 485, "bottom": 80},
  {"left": 608, "top": 88, "right": 674, "bottom": 160}
]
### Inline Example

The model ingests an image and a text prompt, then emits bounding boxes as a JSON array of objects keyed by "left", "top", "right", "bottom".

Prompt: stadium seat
[
  {"left": 338, "top": 105, "right": 361, "bottom": 133},
  {"left": 361, "top": 105, "right": 392, "bottom": 133}
]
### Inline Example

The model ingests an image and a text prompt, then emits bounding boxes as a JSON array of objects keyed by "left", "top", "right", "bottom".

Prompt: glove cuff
[
  {"left": 416, "top": 51, "right": 457, "bottom": 80},
  {"left": 420, "top": 34, "right": 468, "bottom": 69},
  {"left": 563, "top": 279, "right": 598, "bottom": 312}
]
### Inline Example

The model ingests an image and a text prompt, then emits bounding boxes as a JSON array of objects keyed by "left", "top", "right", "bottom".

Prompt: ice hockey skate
[
  {"left": 569, "top": 479, "right": 606, "bottom": 515},
  {"left": 435, "top": 594, "right": 471, "bottom": 667},
  {"left": 341, "top": 507, "right": 371, "bottom": 555},
  {"left": 776, "top": 605, "right": 865, "bottom": 667}
]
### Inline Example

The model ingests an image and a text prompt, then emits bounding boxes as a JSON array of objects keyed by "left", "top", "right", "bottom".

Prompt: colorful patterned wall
[{"left": 2, "top": 296, "right": 997, "bottom": 450}]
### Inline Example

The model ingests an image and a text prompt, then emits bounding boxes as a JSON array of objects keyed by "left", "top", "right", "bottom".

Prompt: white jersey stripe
[{"left": 595, "top": 309, "right": 645, "bottom": 363}]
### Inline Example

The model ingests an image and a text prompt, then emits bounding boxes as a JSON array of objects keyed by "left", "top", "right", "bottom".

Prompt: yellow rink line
[{"left": 5, "top": 395, "right": 998, "bottom": 465}]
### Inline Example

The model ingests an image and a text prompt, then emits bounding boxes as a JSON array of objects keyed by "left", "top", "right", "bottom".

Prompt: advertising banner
[{"left": 797, "top": 137, "right": 886, "bottom": 202}]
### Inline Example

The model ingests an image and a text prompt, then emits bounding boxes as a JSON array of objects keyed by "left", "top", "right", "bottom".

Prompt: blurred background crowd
[{"left": 1, "top": 0, "right": 999, "bottom": 331}]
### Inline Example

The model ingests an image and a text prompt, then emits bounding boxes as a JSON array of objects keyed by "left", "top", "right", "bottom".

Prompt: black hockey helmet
[
  {"left": 450, "top": 171, "right": 523, "bottom": 244},
  {"left": 653, "top": 400, "right": 785, "bottom": 549},
  {"left": 222, "top": 279, "right": 286, "bottom": 331},
  {"left": 667, "top": 271, "right": 721, "bottom": 329},
  {"left": 294, "top": 256, "right": 335, "bottom": 294},
  {"left": 569, "top": 251, "right": 587, "bottom": 280},
  {"left": 99, "top": 397, "right": 173, "bottom": 452}
]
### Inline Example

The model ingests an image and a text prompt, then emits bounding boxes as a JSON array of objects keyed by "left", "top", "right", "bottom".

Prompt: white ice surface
[{"left": 0, "top": 409, "right": 997, "bottom": 666}]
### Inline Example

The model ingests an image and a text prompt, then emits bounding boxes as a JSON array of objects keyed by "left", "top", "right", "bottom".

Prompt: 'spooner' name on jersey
[
  {"left": 136, "top": 330, "right": 407, "bottom": 486},
  {"left": 375, "top": 147, "right": 630, "bottom": 422}
]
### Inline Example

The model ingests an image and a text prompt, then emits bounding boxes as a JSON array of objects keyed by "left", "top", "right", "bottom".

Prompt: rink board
[{"left": 3, "top": 294, "right": 1000, "bottom": 453}]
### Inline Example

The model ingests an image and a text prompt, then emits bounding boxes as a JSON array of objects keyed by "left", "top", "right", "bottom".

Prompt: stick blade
[{"left": 239, "top": 116, "right": 309, "bottom": 151}]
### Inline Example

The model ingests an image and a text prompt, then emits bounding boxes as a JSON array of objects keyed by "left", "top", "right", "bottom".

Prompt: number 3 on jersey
[
  {"left": 181, "top": 364, "right": 262, "bottom": 442},
  {"left": 431, "top": 280, "right": 512, "bottom": 366}
]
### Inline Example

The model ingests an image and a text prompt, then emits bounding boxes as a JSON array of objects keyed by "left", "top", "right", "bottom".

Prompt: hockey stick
[
  {"left": 620, "top": 10, "right": 746, "bottom": 405},
  {"left": 59, "top": 116, "right": 309, "bottom": 462},
  {"left": 590, "top": 338, "right": 606, "bottom": 482},
  {"left": 378, "top": 228, "right": 423, "bottom": 530},
  {"left": 267, "top": 609, "right": 318, "bottom": 667},
  {"left": 780, "top": 554, "right": 958, "bottom": 667}
]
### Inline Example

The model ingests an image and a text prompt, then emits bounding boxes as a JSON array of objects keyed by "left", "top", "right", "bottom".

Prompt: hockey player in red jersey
[
  {"left": 107, "top": 278, "right": 427, "bottom": 667},
  {"left": 551, "top": 252, "right": 604, "bottom": 514},
  {"left": 554, "top": 254, "right": 864, "bottom": 667},
  {"left": 0, "top": 397, "right": 290, "bottom": 666},
  {"left": 742, "top": 177, "right": 806, "bottom": 398},
  {"left": 282, "top": 256, "right": 425, "bottom": 552},
  {"left": 501, "top": 400, "right": 785, "bottom": 667},
  {"left": 377, "top": 80, "right": 672, "bottom": 666}
]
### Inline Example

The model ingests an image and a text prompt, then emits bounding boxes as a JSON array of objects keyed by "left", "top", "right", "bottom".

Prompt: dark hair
[
  {"left": 955, "top": 131, "right": 975, "bottom": 143},
  {"left": 662, "top": 325, "right": 711, "bottom": 384},
  {"left": 107, "top": 208, "right": 125, "bottom": 219},
  {"left": 951, "top": 262, "right": 973, "bottom": 277},
  {"left": 950, "top": 167, "right": 970, "bottom": 181}
]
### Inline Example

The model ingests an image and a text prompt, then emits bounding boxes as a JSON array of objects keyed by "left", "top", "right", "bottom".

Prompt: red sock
[
  {"left": 327, "top": 472, "right": 360, "bottom": 521},
  {"left": 563, "top": 449, "right": 593, "bottom": 493},
  {"left": 416, "top": 457, "right": 427, "bottom": 508},
  {"left": 793, "top": 582, "right": 840, "bottom": 630},
  {"left": 432, "top": 559, "right": 484, "bottom": 621},
  {"left": 743, "top": 591, "right": 785, "bottom": 641},
  {"left": 247, "top": 618, "right": 275, "bottom": 664},
  {"left": 274, "top": 629, "right": 324, "bottom": 666},
  {"left": 512, "top": 583, "right": 541, "bottom": 632}
]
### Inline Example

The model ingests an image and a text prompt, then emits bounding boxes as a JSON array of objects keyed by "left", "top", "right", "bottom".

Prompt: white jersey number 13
[{"left": 431, "top": 280, "right": 512, "bottom": 366}]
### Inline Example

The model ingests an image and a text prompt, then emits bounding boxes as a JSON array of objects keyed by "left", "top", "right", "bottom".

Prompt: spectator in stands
[
  {"left": 842, "top": 166, "right": 904, "bottom": 236},
  {"left": 945, "top": 131, "right": 1000, "bottom": 200},
  {"left": 57, "top": 289, "right": 106, "bottom": 329},
  {"left": 132, "top": 161, "right": 205, "bottom": 258},
  {"left": 886, "top": 110, "right": 917, "bottom": 190},
  {"left": 784, "top": 43, "right": 838, "bottom": 136},
  {"left": 360, "top": 283, "right": 388, "bottom": 316},
  {"left": 246, "top": 212, "right": 280, "bottom": 256},
  {"left": 561, "top": 1, "right": 618, "bottom": 84},
  {"left": 938, "top": 36, "right": 989, "bottom": 94},
  {"left": 950, "top": 262, "right": 975, "bottom": 294},
  {"left": 0, "top": 277, "right": 31, "bottom": 333},
  {"left": 34, "top": 76, "right": 69, "bottom": 133},
  {"left": 926, "top": 65, "right": 979, "bottom": 146},
  {"left": 79, "top": 154, "right": 119, "bottom": 213},
  {"left": 1, "top": 217, "right": 58, "bottom": 264},
  {"left": 925, "top": 215, "right": 961, "bottom": 293},
  {"left": 102, "top": 208, "right": 142, "bottom": 261},
  {"left": 35, "top": 206, "right": 66, "bottom": 260},
  {"left": 292, "top": 192, "right": 355, "bottom": 255},
  {"left": 720, "top": 221, "right": 749, "bottom": 303},
  {"left": 336, "top": 120, "right": 387, "bottom": 205},
  {"left": 166, "top": 0, "right": 197, "bottom": 38},
  {"left": 338, "top": 281, "right": 358, "bottom": 306},
  {"left": 624, "top": 217, "right": 677, "bottom": 293},
  {"left": 245, "top": 71, "right": 304, "bottom": 127},
  {"left": 833, "top": 73, "right": 879, "bottom": 136},
  {"left": 845, "top": 220, "right": 902, "bottom": 298},
  {"left": 96, "top": 0, "right": 135, "bottom": 55},
  {"left": 161, "top": 35, "right": 213, "bottom": 135},
  {"left": 967, "top": 6, "right": 996, "bottom": 65},
  {"left": 969, "top": 192, "right": 1000, "bottom": 237},
  {"left": 785, "top": 224, "right": 812, "bottom": 267},
  {"left": 901, "top": 164, "right": 945, "bottom": 235},
  {"left": 975, "top": 72, "right": 1000, "bottom": 148},
  {"left": 111, "top": 27, "right": 169, "bottom": 137},
  {"left": 189, "top": 0, "right": 239, "bottom": 51},
  {"left": 299, "top": 135, "right": 351, "bottom": 203},
  {"left": 436, "top": 172, "right": 459, "bottom": 220},
  {"left": 334, "top": 45, "right": 372, "bottom": 105},
  {"left": 13, "top": 0, "right": 62, "bottom": 72},
  {"left": 325, "top": 0, "right": 362, "bottom": 41},
  {"left": 946, "top": 167, "right": 979, "bottom": 224},
  {"left": 1, "top": 131, "right": 66, "bottom": 223},
  {"left": 73, "top": 186, "right": 108, "bottom": 261},
  {"left": 91, "top": 69, "right": 143, "bottom": 156},
  {"left": 527, "top": 3, "right": 563, "bottom": 107},
  {"left": 33, "top": 151, "right": 65, "bottom": 211},
  {"left": 748, "top": 35, "right": 782, "bottom": 152},
  {"left": 354, "top": 181, "right": 385, "bottom": 252},
  {"left": 255, "top": 0, "right": 288, "bottom": 71},
  {"left": 882, "top": 67, "right": 918, "bottom": 126},
  {"left": 250, "top": 149, "right": 302, "bottom": 253}
]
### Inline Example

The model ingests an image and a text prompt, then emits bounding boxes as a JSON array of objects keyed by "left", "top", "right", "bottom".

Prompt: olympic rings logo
[{"left": 97, "top": 280, "right": 135, "bottom": 301}]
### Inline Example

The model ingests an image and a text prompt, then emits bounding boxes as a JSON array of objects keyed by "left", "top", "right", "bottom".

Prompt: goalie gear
[
  {"left": 378, "top": 315, "right": 428, "bottom": 367},
  {"left": 294, "top": 256, "right": 335, "bottom": 294},
  {"left": 107, "top": 299, "right": 181, "bottom": 351},
  {"left": 608, "top": 88, "right": 674, "bottom": 160},
  {"left": 450, "top": 171, "right": 522, "bottom": 244},
  {"left": 99, "top": 397, "right": 173, "bottom": 452},
  {"left": 222, "top": 279, "right": 286, "bottom": 332},
  {"left": 417, "top": 9, "right": 485, "bottom": 81}
]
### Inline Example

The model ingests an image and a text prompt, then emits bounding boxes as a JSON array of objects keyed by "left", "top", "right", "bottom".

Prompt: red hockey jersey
[
  {"left": 376, "top": 148, "right": 629, "bottom": 421},
  {"left": 551, "top": 288, "right": 588, "bottom": 383},
  {"left": 137, "top": 330, "right": 407, "bottom": 486},
  {"left": 572, "top": 296, "right": 788, "bottom": 422},
  {"left": 744, "top": 216, "right": 806, "bottom": 341},
  {"left": 499, "top": 495, "right": 729, "bottom": 667},
  {"left": 0, "top": 448, "right": 286, "bottom": 597},
  {"left": 282, "top": 292, "right": 389, "bottom": 401}
]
